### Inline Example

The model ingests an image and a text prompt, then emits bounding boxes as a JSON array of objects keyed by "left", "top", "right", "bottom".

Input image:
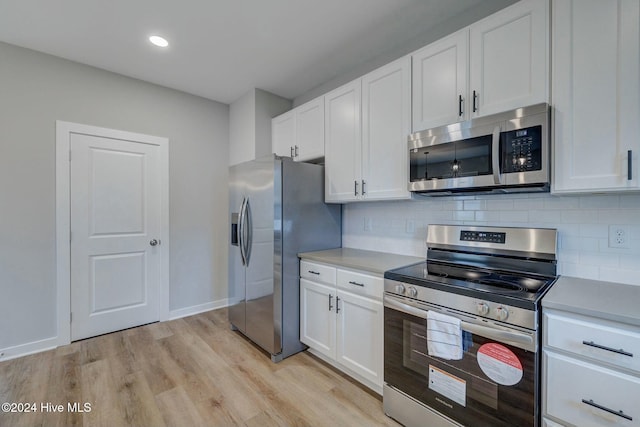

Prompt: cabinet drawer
[
  {"left": 544, "top": 310, "right": 640, "bottom": 373},
  {"left": 336, "top": 269, "right": 383, "bottom": 299},
  {"left": 545, "top": 351, "right": 640, "bottom": 427},
  {"left": 300, "top": 260, "right": 336, "bottom": 285}
]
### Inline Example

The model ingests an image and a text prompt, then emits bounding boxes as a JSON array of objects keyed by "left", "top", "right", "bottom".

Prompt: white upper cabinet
[
  {"left": 362, "top": 57, "right": 411, "bottom": 201},
  {"left": 271, "top": 97, "right": 325, "bottom": 161},
  {"left": 325, "top": 57, "right": 411, "bottom": 203},
  {"left": 412, "top": 29, "right": 468, "bottom": 131},
  {"left": 552, "top": 0, "right": 640, "bottom": 193},
  {"left": 272, "top": 110, "right": 295, "bottom": 158},
  {"left": 325, "top": 80, "right": 362, "bottom": 202},
  {"left": 411, "top": 0, "right": 548, "bottom": 132},
  {"left": 469, "top": 0, "right": 549, "bottom": 118},
  {"left": 294, "top": 97, "right": 325, "bottom": 162}
]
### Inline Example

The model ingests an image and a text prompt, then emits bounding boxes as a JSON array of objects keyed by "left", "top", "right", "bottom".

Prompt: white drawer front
[
  {"left": 544, "top": 310, "right": 640, "bottom": 373},
  {"left": 300, "top": 260, "right": 336, "bottom": 285},
  {"left": 545, "top": 351, "right": 640, "bottom": 427},
  {"left": 336, "top": 269, "right": 383, "bottom": 299}
]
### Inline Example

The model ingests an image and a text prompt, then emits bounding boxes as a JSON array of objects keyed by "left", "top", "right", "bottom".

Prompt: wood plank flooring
[{"left": 0, "top": 308, "right": 400, "bottom": 427}]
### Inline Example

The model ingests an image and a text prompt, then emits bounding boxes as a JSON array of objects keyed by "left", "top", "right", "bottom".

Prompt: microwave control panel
[{"left": 501, "top": 125, "right": 542, "bottom": 173}]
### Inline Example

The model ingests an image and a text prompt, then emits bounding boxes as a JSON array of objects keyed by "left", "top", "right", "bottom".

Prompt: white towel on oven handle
[{"left": 426, "top": 310, "right": 463, "bottom": 360}]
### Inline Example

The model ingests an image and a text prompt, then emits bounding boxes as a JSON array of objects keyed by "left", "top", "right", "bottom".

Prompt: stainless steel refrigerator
[{"left": 229, "top": 155, "right": 341, "bottom": 362}]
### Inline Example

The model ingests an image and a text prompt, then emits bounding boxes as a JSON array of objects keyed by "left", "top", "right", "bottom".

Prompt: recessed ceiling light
[{"left": 149, "top": 35, "right": 169, "bottom": 48}]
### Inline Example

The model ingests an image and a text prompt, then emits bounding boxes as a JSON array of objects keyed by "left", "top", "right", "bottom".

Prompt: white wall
[
  {"left": 342, "top": 193, "right": 640, "bottom": 286},
  {"left": 0, "top": 41, "right": 229, "bottom": 354}
]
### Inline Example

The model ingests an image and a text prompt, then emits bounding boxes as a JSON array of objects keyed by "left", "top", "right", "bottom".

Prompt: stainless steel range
[{"left": 383, "top": 224, "right": 558, "bottom": 427}]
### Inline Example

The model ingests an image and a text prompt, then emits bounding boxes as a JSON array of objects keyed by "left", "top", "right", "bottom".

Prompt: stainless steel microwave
[{"left": 408, "top": 103, "right": 550, "bottom": 195}]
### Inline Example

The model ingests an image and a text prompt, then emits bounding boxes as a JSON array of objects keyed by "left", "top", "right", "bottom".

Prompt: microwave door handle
[{"left": 492, "top": 125, "right": 502, "bottom": 185}]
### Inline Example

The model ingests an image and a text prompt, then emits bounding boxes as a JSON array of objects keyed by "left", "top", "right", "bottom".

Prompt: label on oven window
[
  {"left": 428, "top": 365, "right": 466, "bottom": 407},
  {"left": 477, "top": 343, "right": 523, "bottom": 386}
]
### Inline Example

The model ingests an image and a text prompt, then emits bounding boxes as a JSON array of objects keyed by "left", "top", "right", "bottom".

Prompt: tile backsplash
[{"left": 342, "top": 193, "right": 640, "bottom": 286}]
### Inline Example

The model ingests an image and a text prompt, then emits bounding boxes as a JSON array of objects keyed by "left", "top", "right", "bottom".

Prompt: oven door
[{"left": 384, "top": 294, "right": 539, "bottom": 427}]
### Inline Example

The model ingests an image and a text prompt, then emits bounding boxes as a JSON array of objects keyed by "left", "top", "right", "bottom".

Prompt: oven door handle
[{"left": 384, "top": 296, "right": 533, "bottom": 346}]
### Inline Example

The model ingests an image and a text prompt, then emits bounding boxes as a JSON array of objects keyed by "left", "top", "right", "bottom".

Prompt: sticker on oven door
[
  {"left": 428, "top": 365, "right": 466, "bottom": 407},
  {"left": 477, "top": 343, "right": 523, "bottom": 386}
]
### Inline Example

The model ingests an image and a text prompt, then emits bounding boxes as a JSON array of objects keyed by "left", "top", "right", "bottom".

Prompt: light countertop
[
  {"left": 542, "top": 276, "right": 640, "bottom": 326},
  {"left": 298, "top": 247, "right": 423, "bottom": 275}
]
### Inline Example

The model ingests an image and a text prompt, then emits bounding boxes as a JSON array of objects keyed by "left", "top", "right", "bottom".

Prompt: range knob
[
  {"left": 495, "top": 306, "right": 509, "bottom": 321},
  {"left": 394, "top": 283, "right": 406, "bottom": 294},
  {"left": 407, "top": 286, "right": 418, "bottom": 298},
  {"left": 477, "top": 302, "right": 490, "bottom": 316}
]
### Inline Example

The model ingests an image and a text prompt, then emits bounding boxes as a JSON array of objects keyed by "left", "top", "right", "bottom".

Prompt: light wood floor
[{"left": 0, "top": 308, "right": 400, "bottom": 427}]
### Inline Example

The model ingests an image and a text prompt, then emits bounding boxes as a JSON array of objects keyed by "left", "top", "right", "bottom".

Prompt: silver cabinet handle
[
  {"left": 336, "top": 296, "right": 341, "bottom": 314},
  {"left": 581, "top": 399, "right": 632, "bottom": 421},
  {"left": 582, "top": 340, "right": 633, "bottom": 357},
  {"left": 361, "top": 180, "right": 366, "bottom": 195},
  {"left": 308, "top": 270, "right": 320, "bottom": 275},
  {"left": 150, "top": 239, "right": 159, "bottom": 246},
  {"left": 290, "top": 146, "right": 294, "bottom": 158},
  {"left": 354, "top": 180, "right": 359, "bottom": 196},
  {"left": 295, "top": 145, "right": 299, "bottom": 157},
  {"left": 628, "top": 150, "right": 633, "bottom": 181},
  {"left": 472, "top": 90, "right": 478, "bottom": 112},
  {"left": 458, "top": 94, "right": 464, "bottom": 117},
  {"left": 329, "top": 294, "right": 333, "bottom": 311},
  {"left": 492, "top": 125, "right": 502, "bottom": 185},
  {"left": 348, "top": 280, "right": 364, "bottom": 287}
]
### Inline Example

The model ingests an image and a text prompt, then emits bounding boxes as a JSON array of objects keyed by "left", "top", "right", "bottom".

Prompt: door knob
[{"left": 150, "top": 239, "right": 159, "bottom": 246}]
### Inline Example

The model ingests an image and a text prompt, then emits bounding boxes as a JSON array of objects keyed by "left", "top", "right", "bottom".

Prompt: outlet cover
[{"left": 608, "top": 225, "right": 629, "bottom": 248}]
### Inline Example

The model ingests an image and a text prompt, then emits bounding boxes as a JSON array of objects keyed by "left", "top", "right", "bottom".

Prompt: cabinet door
[
  {"left": 272, "top": 110, "right": 295, "bottom": 158},
  {"left": 335, "top": 290, "right": 383, "bottom": 388},
  {"left": 324, "top": 80, "right": 362, "bottom": 202},
  {"left": 295, "top": 97, "right": 324, "bottom": 162},
  {"left": 361, "top": 57, "right": 411, "bottom": 201},
  {"left": 300, "top": 279, "right": 336, "bottom": 359},
  {"left": 412, "top": 29, "right": 468, "bottom": 131},
  {"left": 552, "top": 0, "right": 640, "bottom": 193},
  {"left": 469, "top": 0, "right": 548, "bottom": 117}
]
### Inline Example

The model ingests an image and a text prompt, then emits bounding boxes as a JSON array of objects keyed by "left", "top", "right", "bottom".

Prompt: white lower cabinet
[
  {"left": 543, "top": 309, "right": 640, "bottom": 427},
  {"left": 299, "top": 260, "right": 384, "bottom": 393}
]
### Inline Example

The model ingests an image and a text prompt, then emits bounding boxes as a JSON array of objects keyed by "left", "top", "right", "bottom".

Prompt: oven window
[
  {"left": 409, "top": 135, "right": 493, "bottom": 182},
  {"left": 385, "top": 307, "right": 537, "bottom": 427}
]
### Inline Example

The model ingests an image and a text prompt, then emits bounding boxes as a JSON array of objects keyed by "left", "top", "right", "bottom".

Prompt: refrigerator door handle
[
  {"left": 244, "top": 198, "right": 253, "bottom": 266},
  {"left": 238, "top": 197, "right": 247, "bottom": 266}
]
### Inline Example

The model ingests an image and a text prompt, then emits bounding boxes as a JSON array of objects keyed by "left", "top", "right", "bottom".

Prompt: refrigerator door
[
  {"left": 228, "top": 163, "right": 250, "bottom": 333},
  {"left": 244, "top": 156, "right": 279, "bottom": 354}
]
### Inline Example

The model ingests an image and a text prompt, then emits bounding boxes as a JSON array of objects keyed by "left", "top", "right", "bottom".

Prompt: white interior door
[{"left": 70, "top": 132, "right": 162, "bottom": 341}]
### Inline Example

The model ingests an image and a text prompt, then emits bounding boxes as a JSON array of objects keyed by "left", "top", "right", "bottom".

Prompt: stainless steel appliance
[
  {"left": 229, "top": 155, "right": 341, "bottom": 362},
  {"left": 408, "top": 103, "right": 550, "bottom": 195},
  {"left": 383, "top": 225, "right": 558, "bottom": 427}
]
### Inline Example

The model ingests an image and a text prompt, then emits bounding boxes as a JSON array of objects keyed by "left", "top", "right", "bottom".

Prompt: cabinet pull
[
  {"left": 295, "top": 145, "right": 299, "bottom": 157},
  {"left": 581, "top": 399, "right": 632, "bottom": 421},
  {"left": 290, "top": 146, "right": 294, "bottom": 158},
  {"left": 348, "top": 280, "right": 365, "bottom": 287},
  {"left": 582, "top": 340, "right": 633, "bottom": 357},
  {"left": 458, "top": 94, "right": 464, "bottom": 117},
  {"left": 472, "top": 90, "right": 478, "bottom": 113},
  {"left": 308, "top": 270, "right": 320, "bottom": 275},
  {"left": 329, "top": 294, "right": 333, "bottom": 311},
  {"left": 336, "top": 296, "right": 341, "bottom": 314},
  {"left": 354, "top": 180, "right": 359, "bottom": 196},
  {"left": 361, "top": 180, "right": 366, "bottom": 195},
  {"left": 628, "top": 150, "right": 633, "bottom": 180}
]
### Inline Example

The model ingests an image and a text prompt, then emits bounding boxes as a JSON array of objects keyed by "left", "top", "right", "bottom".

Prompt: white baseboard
[
  {"left": 0, "top": 336, "right": 59, "bottom": 362},
  {"left": 168, "top": 298, "right": 229, "bottom": 320}
]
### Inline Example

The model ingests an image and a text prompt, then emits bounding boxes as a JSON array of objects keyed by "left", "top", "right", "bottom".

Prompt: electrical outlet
[
  {"left": 608, "top": 225, "right": 629, "bottom": 248},
  {"left": 406, "top": 220, "right": 415, "bottom": 233}
]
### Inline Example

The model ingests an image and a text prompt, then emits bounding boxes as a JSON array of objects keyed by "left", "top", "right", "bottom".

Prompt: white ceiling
[{"left": 0, "top": 0, "right": 489, "bottom": 104}]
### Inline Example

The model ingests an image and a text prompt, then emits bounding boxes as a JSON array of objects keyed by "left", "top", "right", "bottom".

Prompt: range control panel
[{"left": 460, "top": 230, "right": 506, "bottom": 244}]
